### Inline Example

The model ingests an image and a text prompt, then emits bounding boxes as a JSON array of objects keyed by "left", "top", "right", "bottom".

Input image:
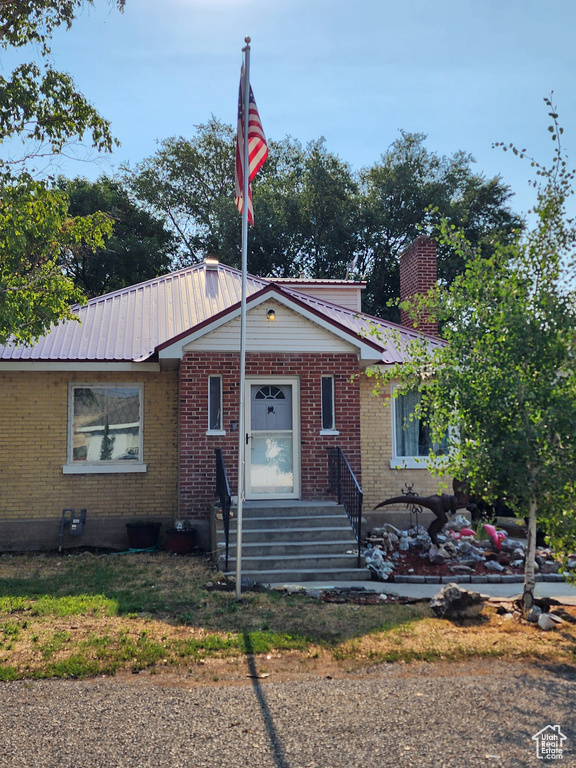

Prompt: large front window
[
  {"left": 64, "top": 384, "right": 146, "bottom": 473},
  {"left": 392, "top": 389, "right": 446, "bottom": 467}
]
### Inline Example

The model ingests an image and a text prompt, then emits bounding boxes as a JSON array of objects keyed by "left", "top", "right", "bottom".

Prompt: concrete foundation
[{"left": 0, "top": 516, "right": 210, "bottom": 554}]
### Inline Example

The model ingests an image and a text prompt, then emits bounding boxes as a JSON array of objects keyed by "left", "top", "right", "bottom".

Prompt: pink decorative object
[
  {"left": 449, "top": 528, "right": 477, "bottom": 540},
  {"left": 483, "top": 524, "right": 507, "bottom": 551}
]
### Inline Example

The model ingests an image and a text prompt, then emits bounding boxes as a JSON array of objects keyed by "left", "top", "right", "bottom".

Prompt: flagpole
[{"left": 236, "top": 37, "right": 251, "bottom": 600}]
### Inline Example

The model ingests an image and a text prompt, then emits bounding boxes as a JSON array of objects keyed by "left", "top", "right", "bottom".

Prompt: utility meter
[{"left": 59, "top": 508, "right": 87, "bottom": 551}]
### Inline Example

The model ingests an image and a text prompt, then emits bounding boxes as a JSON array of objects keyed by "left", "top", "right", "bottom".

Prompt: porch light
[{"left": 266, "top": 308, "right": 276, "bottom": 321}]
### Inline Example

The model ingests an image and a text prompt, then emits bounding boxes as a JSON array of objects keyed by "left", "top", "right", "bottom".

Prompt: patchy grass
[{"left": 0, "top": 552, "right": 574, "bottom": 681}]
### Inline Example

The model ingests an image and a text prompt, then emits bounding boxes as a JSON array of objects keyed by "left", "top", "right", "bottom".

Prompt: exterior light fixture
[{"left": 267, "top": 308, "right": 276, "bottom": 321}]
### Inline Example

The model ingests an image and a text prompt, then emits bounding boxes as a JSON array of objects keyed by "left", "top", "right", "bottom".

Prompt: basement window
[{"left": 63, "top": 384, "right": 146, "bottom": 474}]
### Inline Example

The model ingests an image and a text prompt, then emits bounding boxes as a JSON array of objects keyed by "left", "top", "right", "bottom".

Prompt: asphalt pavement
[{"left": 0, "top": 660, "right": 574, "bottom": 768}]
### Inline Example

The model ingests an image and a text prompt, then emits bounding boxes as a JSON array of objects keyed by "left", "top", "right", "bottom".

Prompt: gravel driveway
[{"left": 0, "top": 660, "right": 574, "bottom": 768}]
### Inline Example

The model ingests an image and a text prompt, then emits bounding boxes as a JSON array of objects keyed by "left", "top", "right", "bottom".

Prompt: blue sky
[{"left": 5, "top": 0, "right": 576, "bottom": 216}]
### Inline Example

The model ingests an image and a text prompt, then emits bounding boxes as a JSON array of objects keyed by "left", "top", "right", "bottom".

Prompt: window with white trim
[
  {"left": 320, "top": 376, "right": 339, "bottom": 434},
  {"left": 392, "top": 389, "right": 446, "bottom": 467},
  {"left": 64, "top": 384, "right": 145, "bottom": 473},
  {"left": 208, "top": 376, "right": 224, "bottom": 433}
]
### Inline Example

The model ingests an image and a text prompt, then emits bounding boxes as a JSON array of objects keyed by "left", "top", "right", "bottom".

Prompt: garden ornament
[{"left": 373, "top": 479, "right": 477, "bottom": 546}]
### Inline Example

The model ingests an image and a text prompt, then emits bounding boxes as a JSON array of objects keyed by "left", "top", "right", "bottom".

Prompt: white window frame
[
  {"left": 320, "top": 375, "right": 339, "bottom": 435},
  {"left": 63, "top": 383, "right": 147, "bottom": 474},
  {"left": 390, "top": 386, "right": 435, "bottom": 469},
  {"left": 207, "top": 375, "right": 226, "bottom": 435}
]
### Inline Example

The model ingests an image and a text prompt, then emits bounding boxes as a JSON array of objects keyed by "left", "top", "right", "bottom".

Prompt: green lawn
[{"left": 0, "top": 552, "right": 573, "bottom": 681}]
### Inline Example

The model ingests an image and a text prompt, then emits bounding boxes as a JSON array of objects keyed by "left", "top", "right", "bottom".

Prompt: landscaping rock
[
  {"left": 363, "top": 544, "right": 396, "bottom": 581},
  {"left": 430, "top": 583, "right": 484, "bottom": 619},
  {"left": 538, "top": 612, "right": 564, "bottom": 631},
  {"left": 445, "top": 515, "right": 471, "bottom": 532},
  {"left": 448, "top": 565, "right": 475, "bottom": 575},
  {"left": 412, "top": 534, "right": 431, "bottom": 551},
  {"left": 363, "top": 507, "right": 566, "bottom": 584},
  {"left": 526, "top": 606, "right": 542, "bottom": 623},
  {"left": 428, "top": 544, "right": 450, "bottom": 564},
  {"left": 381, "top": 524, "right": 402, "bottom": 536}
]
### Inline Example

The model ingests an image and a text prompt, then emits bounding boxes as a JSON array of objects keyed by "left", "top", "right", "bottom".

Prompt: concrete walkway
[{"left": 268, "top": 578, "right": 576, "bottom": 604}]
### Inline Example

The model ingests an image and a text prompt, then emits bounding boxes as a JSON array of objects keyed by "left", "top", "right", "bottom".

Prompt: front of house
[{"left": 0, "top": 237, "right": 444, "bottom": 551}]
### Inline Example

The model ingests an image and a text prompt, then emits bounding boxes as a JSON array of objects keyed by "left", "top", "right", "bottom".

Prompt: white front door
[{"left": 245, "top": 378, "right": 300, "bottom": 499}]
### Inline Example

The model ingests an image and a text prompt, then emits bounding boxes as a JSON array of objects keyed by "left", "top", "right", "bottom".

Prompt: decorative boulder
[
  {"left": 430, "top": 583, "right": 484, "bottom": 620},
  {"left": 538, "top": 613, "right": 565, "bottom": 631},
  {"left": 446, "top": 515, "right": 471, "bottom": 532}
]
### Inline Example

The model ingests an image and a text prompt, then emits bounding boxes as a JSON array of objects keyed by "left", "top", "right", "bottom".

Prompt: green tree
[
  {"left": 0, "top": 1, "right": 124, "bottom": 345},
  {"left": 372, "top": 104, "right": 576, "bottom": 611},
  {"left": 358, "top": 132, "right": 522, "bottom": 320},
  {"left": 249, "top": 137, "right": 359, "bottom": 279},
  {"left": 0, "top": 175, "right": 111, "bottom": 344},
  {"left": 126, "top": 123, "right": 520, "bottom": 318},
  {"left": 58, "top": 176, "right": 177, "bottom": 297},
  {"left": 126, "top": 126, "right": 361, "bottom": 278},
  {"left": 125, "top": 118, "right": 237, "bottom": 265},
  {"left": 0, "top": 1, "right": 124, "bottom": 164}
]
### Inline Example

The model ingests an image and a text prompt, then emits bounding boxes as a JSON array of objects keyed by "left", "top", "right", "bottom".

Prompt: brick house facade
[
  {"left": 0, "top": 236, "right": 444, "bottom": 551},
  {"left": 179, "top": 351, "right": 361, "bottom": 521}
]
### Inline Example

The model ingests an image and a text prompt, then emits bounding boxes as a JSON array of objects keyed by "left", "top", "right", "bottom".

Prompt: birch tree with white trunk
[{"left": 371, "top": 99, "right": 576, "bottom": 613}]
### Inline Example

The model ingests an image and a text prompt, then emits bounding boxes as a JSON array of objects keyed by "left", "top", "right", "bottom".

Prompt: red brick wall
[
  {"left": 179, "top": 352, "right": 361, "bottom": 520},
  {"left": 399, "top": 235, "right": 438, "bottom": 336}
]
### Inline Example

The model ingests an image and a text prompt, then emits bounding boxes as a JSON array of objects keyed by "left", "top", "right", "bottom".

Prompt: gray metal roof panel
[{"left": 0, "top": 262, "right": 440, "bottom": 364}]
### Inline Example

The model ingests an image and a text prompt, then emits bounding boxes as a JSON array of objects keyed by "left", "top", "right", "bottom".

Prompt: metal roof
[
  {"left": 0, "top": 261, "right": 441, "bottom": 365},
  {"left": 272, "top": 278, "right": 366, "bottom": 287},
  {"left": 280, "top": 288, "right": 442, "bottom": 365}
]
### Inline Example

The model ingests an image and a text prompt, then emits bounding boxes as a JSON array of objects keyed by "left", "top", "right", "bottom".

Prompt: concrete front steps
[{"left": 216, "top": 501, "right": 366, "bottom": 583}]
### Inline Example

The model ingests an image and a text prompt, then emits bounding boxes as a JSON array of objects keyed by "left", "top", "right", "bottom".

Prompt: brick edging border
[{"left": 390, "top": 574, "right": 569, "bottom": 584}]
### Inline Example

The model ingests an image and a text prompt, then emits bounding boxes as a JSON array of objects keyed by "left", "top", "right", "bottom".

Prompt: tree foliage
[
  {"left": 0, "top": 174, "right": 112, "bottom": 345},
  {"left": 357, "top": 132, "right": 522, "bottom": 318},
  {"left": 248, "top": 137, "right": 359, "bottom": 279},
  {"left": 0, "top": 0, "right": 124, "bottom": 345},
  {"left": 0, "top": 1, "right": 124, "bottom": 161},
  {"left": 371, "top": 101, "right": 576, "bottom": 606},
  {"left": 0, "top": 1, "right": 125, "bottom": 53},
  {"left": 126, "top": 123, "right": 521, "bottom": 320},
  {"left": 58, "top": 176, "right": 177, "bottom": 298},
  {"left": 125, "top": 118, "right": 237, "bottom": 264}
]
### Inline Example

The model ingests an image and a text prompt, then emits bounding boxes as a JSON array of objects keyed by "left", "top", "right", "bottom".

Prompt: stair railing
[
  {"left": 215, "top": 448, "right": 232, "bottom": 570},
  {"left": 327, "top": 447, "right": 363, "bottom": 567}
]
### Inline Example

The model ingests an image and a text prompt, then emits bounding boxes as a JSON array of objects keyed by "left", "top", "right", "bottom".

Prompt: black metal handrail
[
  {"left": 215, "top": 448, "right": 232, "bottom": 570},
  {"left": 328, "top": 447, "right": 363, "bottom": 567}
]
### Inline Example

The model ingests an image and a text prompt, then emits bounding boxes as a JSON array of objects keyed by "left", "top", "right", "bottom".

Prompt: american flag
[{"left": 235, "top": 68, "right": 268, "bottom": 226}]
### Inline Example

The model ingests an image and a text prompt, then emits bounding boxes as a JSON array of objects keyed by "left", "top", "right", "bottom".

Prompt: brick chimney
[{"left": 399, "top": 235, "right": 438, "bottom": 336}]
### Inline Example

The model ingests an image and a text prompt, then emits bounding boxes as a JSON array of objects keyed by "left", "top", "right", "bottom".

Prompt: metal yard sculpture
[{"left": 373, "top": 479, "right": 477, "bottom": 546}]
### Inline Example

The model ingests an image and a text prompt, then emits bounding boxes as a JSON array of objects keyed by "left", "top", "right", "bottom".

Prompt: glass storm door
[{"left": 245, "top": 380, "right": 300, "bottom": 499}]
